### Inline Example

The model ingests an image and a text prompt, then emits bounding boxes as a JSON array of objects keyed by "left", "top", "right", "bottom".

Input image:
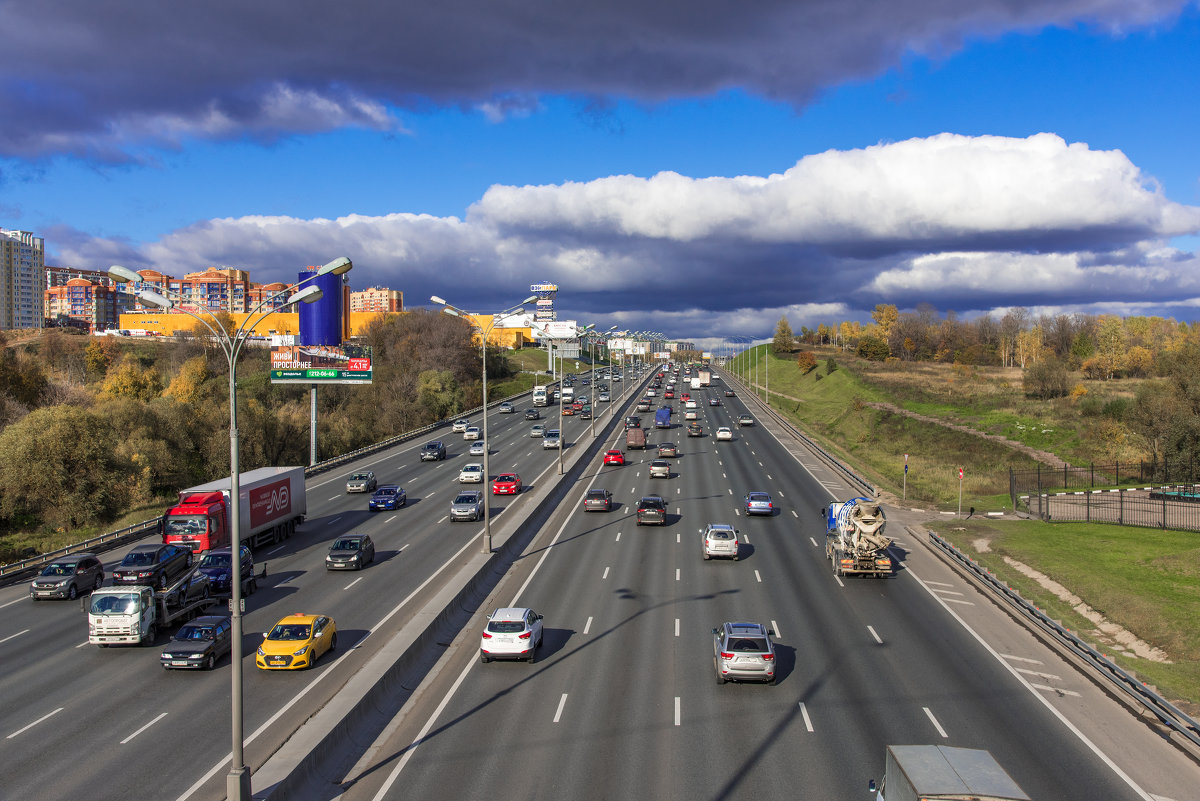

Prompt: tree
[
  {"left": 102, "top": 355, "right": 164, "bottom": 400},
  {"left": 416, "top": 369, "right": 463, "bottom": 421},
  {"left": 871, "top": 304, "right": 898, "bottom": 340},
  {"left": 856, "top": 335, "right": 890, "bottom": 361},
  {"left": 772, "top": 317, "right": 795, "bottom": 354},
  {"left": 0, "top": 405, "right": 132, "bottom": 530},
  {"left": 796, "top": 351, "right": 817, "bottom": 373},
  {"left": 1023, "top": 358, "right": 1071, "bottom": 399}
]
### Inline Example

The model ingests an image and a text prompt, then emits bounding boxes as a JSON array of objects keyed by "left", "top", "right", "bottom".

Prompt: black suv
[
  {"left": 326, "top": 534, "right": 376, "bottom": 570},
  {"left": 420, "top": 440, "right": 447, "bottom": 461},
  {"left": 112, "top": 543, "right": 193, "bottom": 589},
  {"left": 636, "top": 496, "right": 667, "bottom": 526},
  {"left": 29, "top": 552, "right": 105, "bottom": 600},
  {"left": 624, "top": 416, "right": 642, "bottom": 430}
]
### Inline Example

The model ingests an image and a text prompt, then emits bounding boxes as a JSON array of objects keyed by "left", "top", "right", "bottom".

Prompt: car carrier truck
[
  {"left": 161, "top": 466, "right": 306, "bottom": 553},
  {"left": 869, "top": 745, "right": 1030, "bottom": 801},
  {"left": 88, "top": 566, "right": 215, "bottom": 646},
  {"left": 824, "top": 497, "right": 892, "bottom": 577}
]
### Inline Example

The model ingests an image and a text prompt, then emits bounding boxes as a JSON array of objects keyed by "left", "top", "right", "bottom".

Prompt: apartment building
[
  {"left": 0, "top": 229, "right": 45, "bottom": 329},
  {"left": 350, "top": 287, "right": 404, "bottom": 313}
]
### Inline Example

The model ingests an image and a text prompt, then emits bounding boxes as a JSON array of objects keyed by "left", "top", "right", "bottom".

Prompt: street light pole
[
  {"left": 431, "top": 295, "right": 536, "bottom": 554},
  {"left": 110, "top": 257, "right": 351, "bottom": 801}
]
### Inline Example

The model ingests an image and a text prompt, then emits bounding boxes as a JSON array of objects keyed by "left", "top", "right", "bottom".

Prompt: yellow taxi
[{"left": 256, "top": 613, "right": 337, "bottom": 670}]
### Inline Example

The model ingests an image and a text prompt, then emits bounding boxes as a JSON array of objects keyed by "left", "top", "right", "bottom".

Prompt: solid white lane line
[
  {"left": 834, "top": 574, "right": 844, "bottom": 588},
  {"left": 799, "top": 702, "right": 814, "bottom": 732},
  {"left": 8, "top": 707, "right": 64, "bottom": 739},
  {"left": 344, "top": 578, "right": 364, "bottom": 590},
  {"left": 267, "top": 545, "right": 287, "bottom": 556},
  {"left": 809, "top": 537, "right": 818, "bottom": 547},
  {"left": 584, "top": 616, "right": 593, "bottom": 634},
  {"left": 742, "top": 534, "right": 750, "bottom": 544},
  {"left": 674, "top": 696, "right": 681, "bottom": 726},
  {"left": 121, "top": 712, "right": 167, "bottom": 744},
  {"left": 0, "top": 597, "right": 24, "bottom": 610},
  {"left": 675, "top": 618, "right": 680, "bottom": 637},
  {"left": 0, "top": 628, "right": 30, "bottom": 644},
  {"left": 385, "top": 515, "right": 397, "bottom": 524},
  {"left": 553, "top": 693, "right": 568, "bottom": 723},
  {"left": 867, "top": 626, "right": 883, "bottom": 644},
  {"left": 398, "top": 543, "right": 409, "bottom": 552},
  {"left": 602, "top": 567, "right": 610, "bottom": 580},
  {"left": 676, "top": 569, "right": 680, "bottom": 581},
  {"left": 754, "top": 570, "right": 762, "bottom": 583},
  {"left": 76, "top": 640, "right": 89, "bottom": 648},
  {"left": 923, "top": 707, "right": 949, "bottom": 738},
  {"left": 771, "top": 620, "right": 781, "bottom": 639},
  {"left": 328, "top": 495, "right": 341, "bottom": 501},
  {"left": 437, "top": 516, "right": 448, "bottom": 524},
  {"left": 326, "top": 517, "right": 342, "bottom": 525}
]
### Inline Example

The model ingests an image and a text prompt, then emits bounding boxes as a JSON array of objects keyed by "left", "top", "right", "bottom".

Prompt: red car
[
  {"left": 681, "top": 393, "right": 690, "bottom": 401},
  {"left": 492, "top": 473, "right": 522, "bottom": 495},
  {"left": 561, "top": 406, "right": 575, "bottom": 416},
  {"left": 664, "top": 390, "right": 675, "bottom": 399},
  {"left": 603, "top": 450, "right": 625, "bottom": 466}
]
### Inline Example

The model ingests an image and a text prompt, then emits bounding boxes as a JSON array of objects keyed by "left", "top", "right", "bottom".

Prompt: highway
[
  {"left": 0, "top": 368, "right": 646, "bottom": 801},
  {"left": 2, "top": 366, "right": 1197, "bottom": 801},
  {"left": 331, "top": 374, "right": 1193, "bottom": 801}
]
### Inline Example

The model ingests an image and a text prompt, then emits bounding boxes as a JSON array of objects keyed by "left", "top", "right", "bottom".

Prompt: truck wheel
[{"left": 143, "top": 623, "right": 157, "bottom": 646}]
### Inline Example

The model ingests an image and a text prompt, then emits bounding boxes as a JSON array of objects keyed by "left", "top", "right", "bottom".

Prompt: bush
[
  {"left": 856, "top": 335, "right": 890, "bottom": 361},
  {"left": 825, "top": 357, "right": 838, "bottom": 375},
  {"left": 1024, "top": 358, "right": 1072, "bottom": 399},
  {"left": 796, "top": 351, "right": 817, "bottom": 374}
]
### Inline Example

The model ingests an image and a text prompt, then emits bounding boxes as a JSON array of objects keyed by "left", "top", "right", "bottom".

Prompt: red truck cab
[{"left": 163, "top": 492, "right": 230, "bottom": 553}]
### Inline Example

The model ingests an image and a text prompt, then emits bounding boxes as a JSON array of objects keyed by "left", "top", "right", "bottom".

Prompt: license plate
[
  {"left": 171, "top": 660, "right": 189, "bottom": 666},
  {"left": 269, "top": 658, "right": 286, "bottom": 665}
]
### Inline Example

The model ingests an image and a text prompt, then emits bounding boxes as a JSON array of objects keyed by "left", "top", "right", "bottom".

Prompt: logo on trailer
[{"left": 250, "top": 478, "right": 292, "bottom": 528}]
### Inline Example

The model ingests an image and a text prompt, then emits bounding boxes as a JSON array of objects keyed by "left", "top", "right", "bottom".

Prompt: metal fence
[
  {"left": 1018, "top": 485, "right": 1200, "bottom": 532},
  {"left": 1009, "top": 457, "right": 1200, "bottom": 507}
]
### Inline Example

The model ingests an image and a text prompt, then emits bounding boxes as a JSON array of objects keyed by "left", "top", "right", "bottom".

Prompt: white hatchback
[
  {"left": 480, "top": 607, "right": 544, "bottom": 663},
  {"left": 715, "top": 427, "right": 733, "bottom": 441},
  {"left": 458, "top": 463, "right": 484, "bottom": 483}
]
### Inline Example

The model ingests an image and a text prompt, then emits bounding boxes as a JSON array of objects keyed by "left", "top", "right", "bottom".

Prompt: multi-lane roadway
[{"left": 0, "top": 369, "right": 647, "bottom": 801}]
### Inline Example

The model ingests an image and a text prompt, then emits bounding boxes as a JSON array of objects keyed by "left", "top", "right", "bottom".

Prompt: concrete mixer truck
[{"left": 823, "top": 497, "right": 893, "bottom": 577}]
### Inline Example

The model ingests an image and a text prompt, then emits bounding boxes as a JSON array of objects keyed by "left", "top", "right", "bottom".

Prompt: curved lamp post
[
  {"left": 109, "top": 256, "right": 351, "bottom": 801},
  {"left": 431, "top": 295, "right": 537, "bottom": 553},
  {"left": 586, "top": 325, "right": 618, "bottom": 437}
]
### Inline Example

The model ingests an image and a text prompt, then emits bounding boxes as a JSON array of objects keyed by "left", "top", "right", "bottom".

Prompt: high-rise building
[
  {"left": 45, "top": 278, "right": 133, "bottom": 332},
  {"left": 0, "top": 229, "right": 46, "bottom": 329},
  {"left": 349, "top": 287, "right": 404, "bottom": 313}
]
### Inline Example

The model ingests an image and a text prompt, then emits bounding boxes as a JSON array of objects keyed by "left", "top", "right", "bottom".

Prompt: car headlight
[
  {"left": 293, "top": 645, "right": 310, "bottom": 656},
  {"left": 257, "top": 646, "right": 266, "bottom": 656}
]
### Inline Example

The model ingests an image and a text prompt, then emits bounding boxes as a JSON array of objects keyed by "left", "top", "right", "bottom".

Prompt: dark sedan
[
  {"left": 525, "top": 408, "right": 541, "bottom": 420},
  {"left": 197, "top": 546, "right": 255, "bottom": 595},
  {"left": 326, "top": 534, "right": 376, "bottom": 570},
  {"left": 160, "top": 615, "right": 233, "bottom": 671},
  {"left": 369, "top": 485, "right": 407, "bottom": 511},
  {"left": 112, "top": 543, "right": 193, "bottom": 589}
]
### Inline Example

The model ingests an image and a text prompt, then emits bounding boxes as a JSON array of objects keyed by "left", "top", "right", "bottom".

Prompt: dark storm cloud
[
  {"left": 1, "top": 0, "right": 1188, "bottom": 159},
  {"left": 59, "top": 134, "right": 1200, "bottom": 343}
]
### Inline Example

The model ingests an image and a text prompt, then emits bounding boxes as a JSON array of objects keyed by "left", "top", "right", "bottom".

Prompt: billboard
[
  {"left": 270, "top": 342, "right": 373, "bottom": 384},
  {"left": 533, "top": 320, "right": 579, "bottom": 339},
  {"left": 530, "top": 282, "right": 559, "bottom": 293}
]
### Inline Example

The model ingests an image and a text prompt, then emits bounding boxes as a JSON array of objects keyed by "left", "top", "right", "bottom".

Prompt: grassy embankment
[{"left": 727, "top": 346, "right": 1199, "bottom": 706}]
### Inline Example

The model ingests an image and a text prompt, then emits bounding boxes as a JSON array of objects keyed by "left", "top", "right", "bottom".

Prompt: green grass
[{"left": 931, "top": 518, "right": 1200, "bottom": 707}]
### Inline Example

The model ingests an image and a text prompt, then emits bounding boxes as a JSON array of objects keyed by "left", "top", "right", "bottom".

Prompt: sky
[{"left": 3, "top": 0, "right": 1200, "bottom": 348}]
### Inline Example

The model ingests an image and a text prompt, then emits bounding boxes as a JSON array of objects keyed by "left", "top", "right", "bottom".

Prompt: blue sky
[{"left": 3, "top": 1, "right": 1199, "bottom": 345}]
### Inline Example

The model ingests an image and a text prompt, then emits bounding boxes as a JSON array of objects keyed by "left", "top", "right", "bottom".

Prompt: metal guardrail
[
  {"left": 728, "top": 371, "right": 876, "bottom": 497},
  {"left": 926, "top": 529, "right": 1200, "bottom": 753},
  {"left": 1, "top": 380, "right": 558, "bottom": 582}
]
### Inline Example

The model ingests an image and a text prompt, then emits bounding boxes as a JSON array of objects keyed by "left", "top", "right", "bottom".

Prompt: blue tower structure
[{"left": 298, "top": 268, "right": 343, "bottom": 346}]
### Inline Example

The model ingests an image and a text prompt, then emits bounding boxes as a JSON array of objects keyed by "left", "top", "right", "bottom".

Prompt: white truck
[
  {"left": 561, "top": 385, "right": 575, "bottom": 404},
  {"left": 869, "top": 745, "right": 1030, "bottom": 801},
  {"left": 532, "top": 385, "right": 549, "bottom": 406},
  {"left": 824, "top": 497, "right": 892, "bottom": 577},
  {"left": 690, "top": 376, "right": 701, "bottom": 390},
  {"left": 88, "top": 566, "right": 215, "bottom": 646},
  {"left": 698, "top": 369, "right": 712, "bottom": 387}
]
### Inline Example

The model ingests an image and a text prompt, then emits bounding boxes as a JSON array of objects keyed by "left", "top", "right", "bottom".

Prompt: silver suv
[
  {"left": 450, "top": 490, "right": 485, "bottom": 521},
  {"left": 702, "top": 524, "right": 739, "bottom": 560},
  {"left": 649, "top": 460, "right": 671, "bottom": 479},
  {"left": 713, "top": 621, "right": 776, "bottom": 684}
]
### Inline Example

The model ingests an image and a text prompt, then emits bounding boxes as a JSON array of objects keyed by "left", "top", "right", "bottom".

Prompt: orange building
[{"left": 45, "top": 277, "right": 132, "bottom": 332}]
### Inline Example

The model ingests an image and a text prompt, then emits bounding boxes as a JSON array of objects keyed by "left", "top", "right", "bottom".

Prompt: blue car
[{"left": 369, "top": 485, "right": 407, "bottom": 511}]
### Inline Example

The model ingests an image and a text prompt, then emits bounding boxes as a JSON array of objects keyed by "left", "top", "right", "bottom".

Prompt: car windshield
[
  {"left": 497, "top": 475, "right": 516, "bottom": 482},
  {"left": 91, "top": 593, "right": 139, "bottom": 614},
  {"left": 164, "top": 516, "right": 206, "bottom": 536},
  {"left": 41, "top": 562, "right": 76, "bottom": 576},
  {"left": 487, "top": 621, "right": 526, "bottom": 634},
  {"left": 331, "top": 539, "right": 362, "bottom": 550},
  {"left": 349, "top": 473, "right": 370, "bottom": 481},
  {"left": 121, "top": 551, "right": 156, "bottom": 566},
  {"left": 376, "top": 487, "right": 397, "bottom": 495},
  {"left": 727, "top": 637, "right": 768, "bottom": 653},
  {"left": 199, "top": 553, "right": 231, "bottom": 568},
  {"left": 268, "top": 624, "right": 311, "bottom": 641},
  {"left": 454, "top": 494, "right": 478, "bottom": 504},
  {"left": 424, "top": 443, "right": 440, "bottom": 450},
  {"left": 176, "top": 624, "right": 216, "bottom": 641}
]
